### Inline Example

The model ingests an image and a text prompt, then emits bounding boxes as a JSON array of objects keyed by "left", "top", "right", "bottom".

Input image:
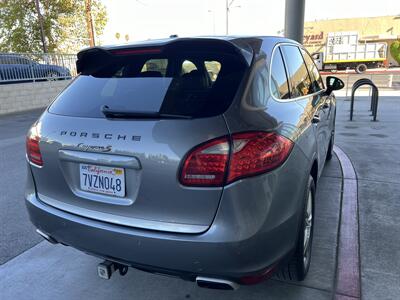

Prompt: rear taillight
[
  {"left": 180, "top": 137, "right": 230, "bottom": 187},
  {"left": 180, "top": 132, "right": 293, "bottom": 187},
  {"left": 227, "top": 132, "right": 293, "bottom": 183},
  {"left": 26, "top": 136, "right": 43, "bottom": 166}
]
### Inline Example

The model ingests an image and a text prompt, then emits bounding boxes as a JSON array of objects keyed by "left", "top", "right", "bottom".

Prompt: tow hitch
[{"left": 97, "top": 260, "right": 129, "bottom": 280}]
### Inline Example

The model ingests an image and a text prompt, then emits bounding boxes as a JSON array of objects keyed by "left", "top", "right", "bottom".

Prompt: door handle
[{"left": 312, "top": 114, "right": 320, "bottom": 124}]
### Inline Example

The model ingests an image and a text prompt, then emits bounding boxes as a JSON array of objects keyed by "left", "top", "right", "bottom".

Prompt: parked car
[
  {"left": 25, "top": 36, "right": 343, "bottom": 289},
  {"left": 0, "top": 54, "right": 71, "bottom": 82}
]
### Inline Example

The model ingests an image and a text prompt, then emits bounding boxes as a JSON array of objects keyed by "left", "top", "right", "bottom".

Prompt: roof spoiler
[
  {"left": 76, "top": 38, "right": 254, "bottom": 75},
  {"left": 76, "top": 47, "right": 112, "bottom": 74}
]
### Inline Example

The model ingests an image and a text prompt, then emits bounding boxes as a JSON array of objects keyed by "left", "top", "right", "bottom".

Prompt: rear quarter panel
[{"left": 220, "top": 39, "right": 315, "bottom": 252}]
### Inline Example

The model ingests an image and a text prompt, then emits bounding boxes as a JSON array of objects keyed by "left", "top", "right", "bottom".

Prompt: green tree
[
  {"left": 0, "top": 0, "right": 107, "bottom": 53},
  {"left": 390, "top": 41, "right": 400, "bottom": 65}
]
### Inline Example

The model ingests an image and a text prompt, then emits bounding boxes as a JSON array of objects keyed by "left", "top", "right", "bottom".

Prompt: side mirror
[
  {"left": 311, "top": 52, "right": 320, "bottom": 60},
  {"left": 326, "top": 76, "right": 344, "bottom": 95}
]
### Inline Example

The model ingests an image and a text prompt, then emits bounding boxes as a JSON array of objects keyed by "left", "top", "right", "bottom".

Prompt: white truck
[{"left": 312, "top": 31, "right": 387, "bottom": 73}]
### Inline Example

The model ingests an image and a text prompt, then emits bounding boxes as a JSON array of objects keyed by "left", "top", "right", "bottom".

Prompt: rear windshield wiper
[{"left": 101, "top": 105, "right": 192, "bottom": 119}]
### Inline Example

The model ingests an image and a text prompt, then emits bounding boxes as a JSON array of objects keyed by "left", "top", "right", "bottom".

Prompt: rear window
[
  {"left": 204, "top": 61, "right": 221, "bottom": 83},
  {"left": 49, "top": 50, "right": 247, "bottom": 118},
  {"left": 141, "top": 59, "right": 168, "bottom": 76}
]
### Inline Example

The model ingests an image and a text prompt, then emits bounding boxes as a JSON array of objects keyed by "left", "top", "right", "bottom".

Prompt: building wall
[
  {"left": 0, "top": 80, "right": 71, "bottom": 115},
  {"left": 303, "top": 15, "right": 400, "bottom": 66}
]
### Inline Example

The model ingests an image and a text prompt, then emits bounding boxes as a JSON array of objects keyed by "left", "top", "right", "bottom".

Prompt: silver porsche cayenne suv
[{"left": 25, "top": 36, "right": 343, "bottom": 289}]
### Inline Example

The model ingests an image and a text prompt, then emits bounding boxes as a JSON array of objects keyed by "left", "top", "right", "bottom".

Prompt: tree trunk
[
  {"left": 85, "top": 0, "right": 95, "bottom": 47},
  {"left": 34, "top": 0, "right": 47, "bottom": 53}
]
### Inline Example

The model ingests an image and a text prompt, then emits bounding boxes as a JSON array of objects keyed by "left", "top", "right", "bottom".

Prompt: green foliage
[
  {"left": 390, "top": 41, "right": 400, "bottom": 65},
  {"left": 0, "top": 0, "right": 107, "bottom": 53}
]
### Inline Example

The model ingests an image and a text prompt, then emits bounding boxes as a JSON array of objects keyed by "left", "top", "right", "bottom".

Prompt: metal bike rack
[{"left": 350, "top": 78, "right": 379, "bottom": 121}]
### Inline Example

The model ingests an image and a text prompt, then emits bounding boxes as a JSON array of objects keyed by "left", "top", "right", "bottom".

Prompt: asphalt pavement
[{"left": 0, "top": 109, "right": 43, "bottom": 264}]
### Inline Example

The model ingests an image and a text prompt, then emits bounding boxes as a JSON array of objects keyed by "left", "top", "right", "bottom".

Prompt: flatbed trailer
[{"left": 313, "top": 31, "right": 387, "bottom": 74}]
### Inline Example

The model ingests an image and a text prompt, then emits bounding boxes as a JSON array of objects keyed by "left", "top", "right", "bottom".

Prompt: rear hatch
[{"left": 29, "top": 39, "right": 250, "bottom": 233}]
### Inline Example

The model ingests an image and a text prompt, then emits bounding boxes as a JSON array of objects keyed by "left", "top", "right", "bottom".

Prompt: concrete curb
[{"left": 333, "top": 145, "right": 360, "bottom": 299}]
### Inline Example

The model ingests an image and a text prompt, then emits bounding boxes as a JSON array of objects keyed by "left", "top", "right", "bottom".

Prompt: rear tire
[
  {"left": 355, "top": 64, "right": 367, "bottom": 74},
  {"left": 46, "top": 71, "right": 59, "bottom": 81},
  {"left": 326, "top": 131, "right": 334, "bottom": 161},
  {"left": 277, "top": 175, "right": 315, "bottom": 281}
]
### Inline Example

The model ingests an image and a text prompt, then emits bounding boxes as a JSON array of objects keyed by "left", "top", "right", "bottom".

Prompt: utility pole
[
  {"left": 85, "top": 0, "right": 96, "bottom": 47},
  {"left": 225, "top": 0, "right": 240, "bottom": 35},
  {"left": 208, "top": 10, "right": 216, "bottom": 35},
  {"left": 226, "top": 0, "right": 229, "bottom": 35},
  {"left": 284, "top": 0, "right": 306, "bottom": 43},
  {"left": 34, "top": 0, "right": 47, "bottom": 53}
]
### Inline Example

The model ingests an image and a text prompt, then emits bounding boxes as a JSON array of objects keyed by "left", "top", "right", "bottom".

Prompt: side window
[
  {"left": 141, "top": 59, "right": 168, "bottom": 76},
  {"left": 301, "top": 48, "right": 325, "bottom": 91},
  {"left": 9, "top": 57, "right": 20, "bottom": 64},
  {"left": 204, "top": 60, "right": 221, "bottom": 83},
  {"left": 281, "top": 45, "right": 313, "bottom": 98},
  {"left": 181, "top": 60, "right": 197, "bottom": 75},
  {"left": 1, "top": 56, "right": 19, "bottom": 64},
  {"left": 20, "top": 57, "right": 32, "bottom": 65},
  {"left": 270, "top": 47, "right": 290, "bottom": 99}
]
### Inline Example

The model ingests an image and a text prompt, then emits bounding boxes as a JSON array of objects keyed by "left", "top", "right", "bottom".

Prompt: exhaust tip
[
  {"left": 196, "top": 277, "right": 239, "bottom": 290},
  {"left": 36, "top": 229, "right": 58, "bottom": 244}
]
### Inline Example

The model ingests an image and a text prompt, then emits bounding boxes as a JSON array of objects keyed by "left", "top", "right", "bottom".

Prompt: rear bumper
[
  {"left": 26, "top": 192, "right": 297, "bottom": 282},
  {"left": 25, "top": 144, "right": 311, "bottom": 282}
]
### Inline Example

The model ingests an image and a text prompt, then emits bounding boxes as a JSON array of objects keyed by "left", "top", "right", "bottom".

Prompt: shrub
[{"left": 390, "top": 41, "right": 400, "bottom": 65}]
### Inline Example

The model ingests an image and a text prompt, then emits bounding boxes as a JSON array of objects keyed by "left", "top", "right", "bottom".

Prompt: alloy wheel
[{"left": 303, "top": 190, "right": 313, "bottom": 268}]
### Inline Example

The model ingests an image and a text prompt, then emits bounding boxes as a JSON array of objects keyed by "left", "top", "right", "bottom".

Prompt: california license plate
[{"left": 80, "top": 164, "right": 125, "bottom": 197}]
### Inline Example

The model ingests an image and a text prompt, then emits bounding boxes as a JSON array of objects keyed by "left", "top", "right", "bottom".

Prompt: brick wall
[{"left": 0, "top": 80, "right": 71, "bottom": 115}]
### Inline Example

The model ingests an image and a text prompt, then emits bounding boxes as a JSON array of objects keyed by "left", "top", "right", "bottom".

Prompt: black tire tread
[
  {"left": 327, "top": 117, "right": 336, "bottom": 161},
  {"left": 355, "top": 63, "right": 367, "bottom": 74},
  {"left": 275, "top": 175, "right": 315, "bottom": 282},
  {"left": 326, "top": 138, "right": 334, "bottom": 161},
  {"left": 275, "top": 258, "right": 301, "bottom": 281}
]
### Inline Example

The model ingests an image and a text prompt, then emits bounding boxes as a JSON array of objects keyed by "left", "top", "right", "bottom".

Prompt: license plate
[{"left": 80, "top": 164, "right": 125, "bottom": 197}]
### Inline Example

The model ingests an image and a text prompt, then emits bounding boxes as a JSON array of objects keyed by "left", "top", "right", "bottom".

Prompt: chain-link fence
[{"left": 0, "top": 53, "right": 77, "bottom": 83}]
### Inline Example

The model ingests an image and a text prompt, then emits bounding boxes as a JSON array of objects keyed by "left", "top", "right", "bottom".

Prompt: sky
[{"left": 98, "top": 0, "right": 400, "bottom": 45}]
